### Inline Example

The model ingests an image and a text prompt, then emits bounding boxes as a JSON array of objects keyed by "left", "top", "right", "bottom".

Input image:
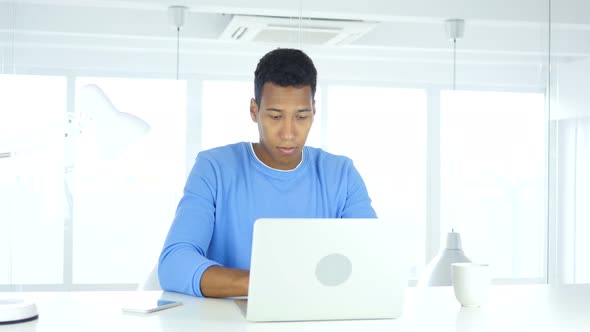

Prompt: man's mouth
[{"left": 277, "top": 147, "right": 297, "bottom": 154}]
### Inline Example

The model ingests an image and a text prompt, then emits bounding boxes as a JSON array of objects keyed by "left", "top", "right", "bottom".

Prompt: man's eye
[
  {"left": 270, "top": 115, "right": 281, "bottom": 120},
  {"left": 297, "top": 115, "right": 308, "bottom": 120}
]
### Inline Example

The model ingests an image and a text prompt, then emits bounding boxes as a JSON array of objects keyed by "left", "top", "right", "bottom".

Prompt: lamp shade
[
  {"left": 77, "top": 84, "right": 151, "bottom": 160},
  {"left": 419, "top": 231, "right": 471, "bottom": 286}
]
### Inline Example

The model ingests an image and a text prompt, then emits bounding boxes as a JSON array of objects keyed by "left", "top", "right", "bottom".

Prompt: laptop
[{"left": 244, "top": 218, "right": 408, "bottom": 322}]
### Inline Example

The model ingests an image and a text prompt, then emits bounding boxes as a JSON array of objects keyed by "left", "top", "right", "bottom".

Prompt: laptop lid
[{"left": 246, "top": 218, "right": 408, "bottom": 322}]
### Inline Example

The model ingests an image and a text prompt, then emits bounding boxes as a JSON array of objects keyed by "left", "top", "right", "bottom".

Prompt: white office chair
[{"left": 139, "top": 264, "right": 161, "bottom": 291}]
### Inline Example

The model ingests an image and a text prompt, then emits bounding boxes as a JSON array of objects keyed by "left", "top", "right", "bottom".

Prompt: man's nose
[{"left": 279, "top": 118, "right": 296, "bottom": 140}]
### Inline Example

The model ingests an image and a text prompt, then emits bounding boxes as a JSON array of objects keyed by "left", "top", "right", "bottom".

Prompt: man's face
[{"left": 250, "top": 82, "right": 315, "bottom": 170}]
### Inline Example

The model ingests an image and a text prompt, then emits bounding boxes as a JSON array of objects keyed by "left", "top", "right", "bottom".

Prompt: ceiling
[{"left": 0, "top": 0, "right": 588, "bottom": 85}]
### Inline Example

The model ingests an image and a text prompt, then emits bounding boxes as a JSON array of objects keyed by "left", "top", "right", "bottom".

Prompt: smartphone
[{"left": 122, "top": 299, "right": 183, "bottom": 314}]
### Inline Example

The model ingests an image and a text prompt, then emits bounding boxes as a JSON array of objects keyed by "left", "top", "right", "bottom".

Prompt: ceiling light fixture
[
  {"left": 168, "top": 6, "right": 189, "bottom": 80},
  {"left": 445, "top": 19, "right": 465, "bottom": 91}
]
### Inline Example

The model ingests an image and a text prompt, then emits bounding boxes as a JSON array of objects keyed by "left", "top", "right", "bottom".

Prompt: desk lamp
[
  {"left": 0, "top": 152, "right": 39, "bottom": 324},
  {"left": 0, "top": 5, "right": 37, "bottom": 322},
  {"left": 0, "top": 84, "right": 150, "bottom": 324},
  {"left": 418, "top": 18, "right": 471, "bottom": 287}
]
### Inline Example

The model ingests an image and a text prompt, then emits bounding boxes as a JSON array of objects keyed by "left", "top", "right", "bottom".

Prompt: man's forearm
[{"left": 200, "top": 265, "right": 250, "bottom": 298}]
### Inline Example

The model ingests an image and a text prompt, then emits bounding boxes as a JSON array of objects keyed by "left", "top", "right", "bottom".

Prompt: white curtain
[{"left": 553, "top": 58, "right": 590, "bottom": 283}]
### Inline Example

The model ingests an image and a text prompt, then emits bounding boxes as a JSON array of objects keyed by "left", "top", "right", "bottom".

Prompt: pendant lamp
[
  {"left": 418, "top": 19, "right": 471, "bottom": 287},
  {"left": 419, "top": 230, "right": 471, "bottom": 286}
]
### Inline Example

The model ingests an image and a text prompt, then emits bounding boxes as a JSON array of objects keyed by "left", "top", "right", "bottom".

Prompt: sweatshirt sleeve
[
  {"left": 341, "top": 159, "right": 378, "bottom": 219},
  {"left": 158, "top": 153, "right": 221, "bottom": 297}
]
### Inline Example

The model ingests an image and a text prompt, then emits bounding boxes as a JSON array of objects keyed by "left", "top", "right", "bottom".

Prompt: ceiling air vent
[{"left": 220, "top": 15, "right": 376, "bottom": 45}]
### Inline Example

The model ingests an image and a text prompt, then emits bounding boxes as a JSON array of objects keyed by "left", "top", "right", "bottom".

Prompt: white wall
[{"left": 552, "top": 59, "right": 590, "bottom": 120}]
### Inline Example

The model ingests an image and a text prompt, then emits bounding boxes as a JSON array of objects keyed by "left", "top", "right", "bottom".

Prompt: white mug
[{"left": 451, "top": 263, "right": 490, "bottom": 307}]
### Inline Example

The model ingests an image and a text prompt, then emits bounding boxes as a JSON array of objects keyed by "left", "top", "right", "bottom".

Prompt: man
[{"left": 158, "top": 48, "right": 376, "bottom": 298}]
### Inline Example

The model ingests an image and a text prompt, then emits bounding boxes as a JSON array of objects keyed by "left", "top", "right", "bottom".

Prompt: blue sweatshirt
[{"left": 158, "top": 142, "right": 376, "bottom": 297}]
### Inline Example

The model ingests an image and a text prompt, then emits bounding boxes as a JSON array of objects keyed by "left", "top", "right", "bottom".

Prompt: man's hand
[{"left": 200, "top": 266, "right": 250, "bottom": 298}]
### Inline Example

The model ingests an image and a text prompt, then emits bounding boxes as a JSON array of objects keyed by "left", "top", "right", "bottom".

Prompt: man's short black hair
[{"left": 254, "top": 48, "right": 317, "bottom": 106}]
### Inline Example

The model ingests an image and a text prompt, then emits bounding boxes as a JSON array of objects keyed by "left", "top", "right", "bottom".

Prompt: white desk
[{"left": 2, "top": 285, "right": 589, "bottom": 332}]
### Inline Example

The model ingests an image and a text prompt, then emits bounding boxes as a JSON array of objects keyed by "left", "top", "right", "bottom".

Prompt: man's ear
[
  {"left": 312, "top": 99, "right": 316, "bottom": 116},
  {"left": 250, "top": 98, "right": 259, "bottom": 123}
]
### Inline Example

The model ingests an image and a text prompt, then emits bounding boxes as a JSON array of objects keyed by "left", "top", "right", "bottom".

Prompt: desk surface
[{"left": 2, "top": 284, "right": 589, "bottom": 332}]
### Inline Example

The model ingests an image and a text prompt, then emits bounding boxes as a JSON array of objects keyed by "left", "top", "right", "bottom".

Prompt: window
[
  {"left": 440, "top": 90, "right": 546, "bottom": 279},
  {"left": 71, "top": 77, "right": 186, "bottom": 284},
  {"left": 201, "top": 81, "right": 259, "bottom": 150},
  {"left": 1, "top": 75, "right": 552, "bottom": 289},
  {"left": 0, "top": 74, "right": 66, "bottom": 285},
  {"left": 1, "top": 75, "right": 187, "bottom": 288},
  {"left": 326, "top": 86, "right": 427, "bottom": 277}
]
